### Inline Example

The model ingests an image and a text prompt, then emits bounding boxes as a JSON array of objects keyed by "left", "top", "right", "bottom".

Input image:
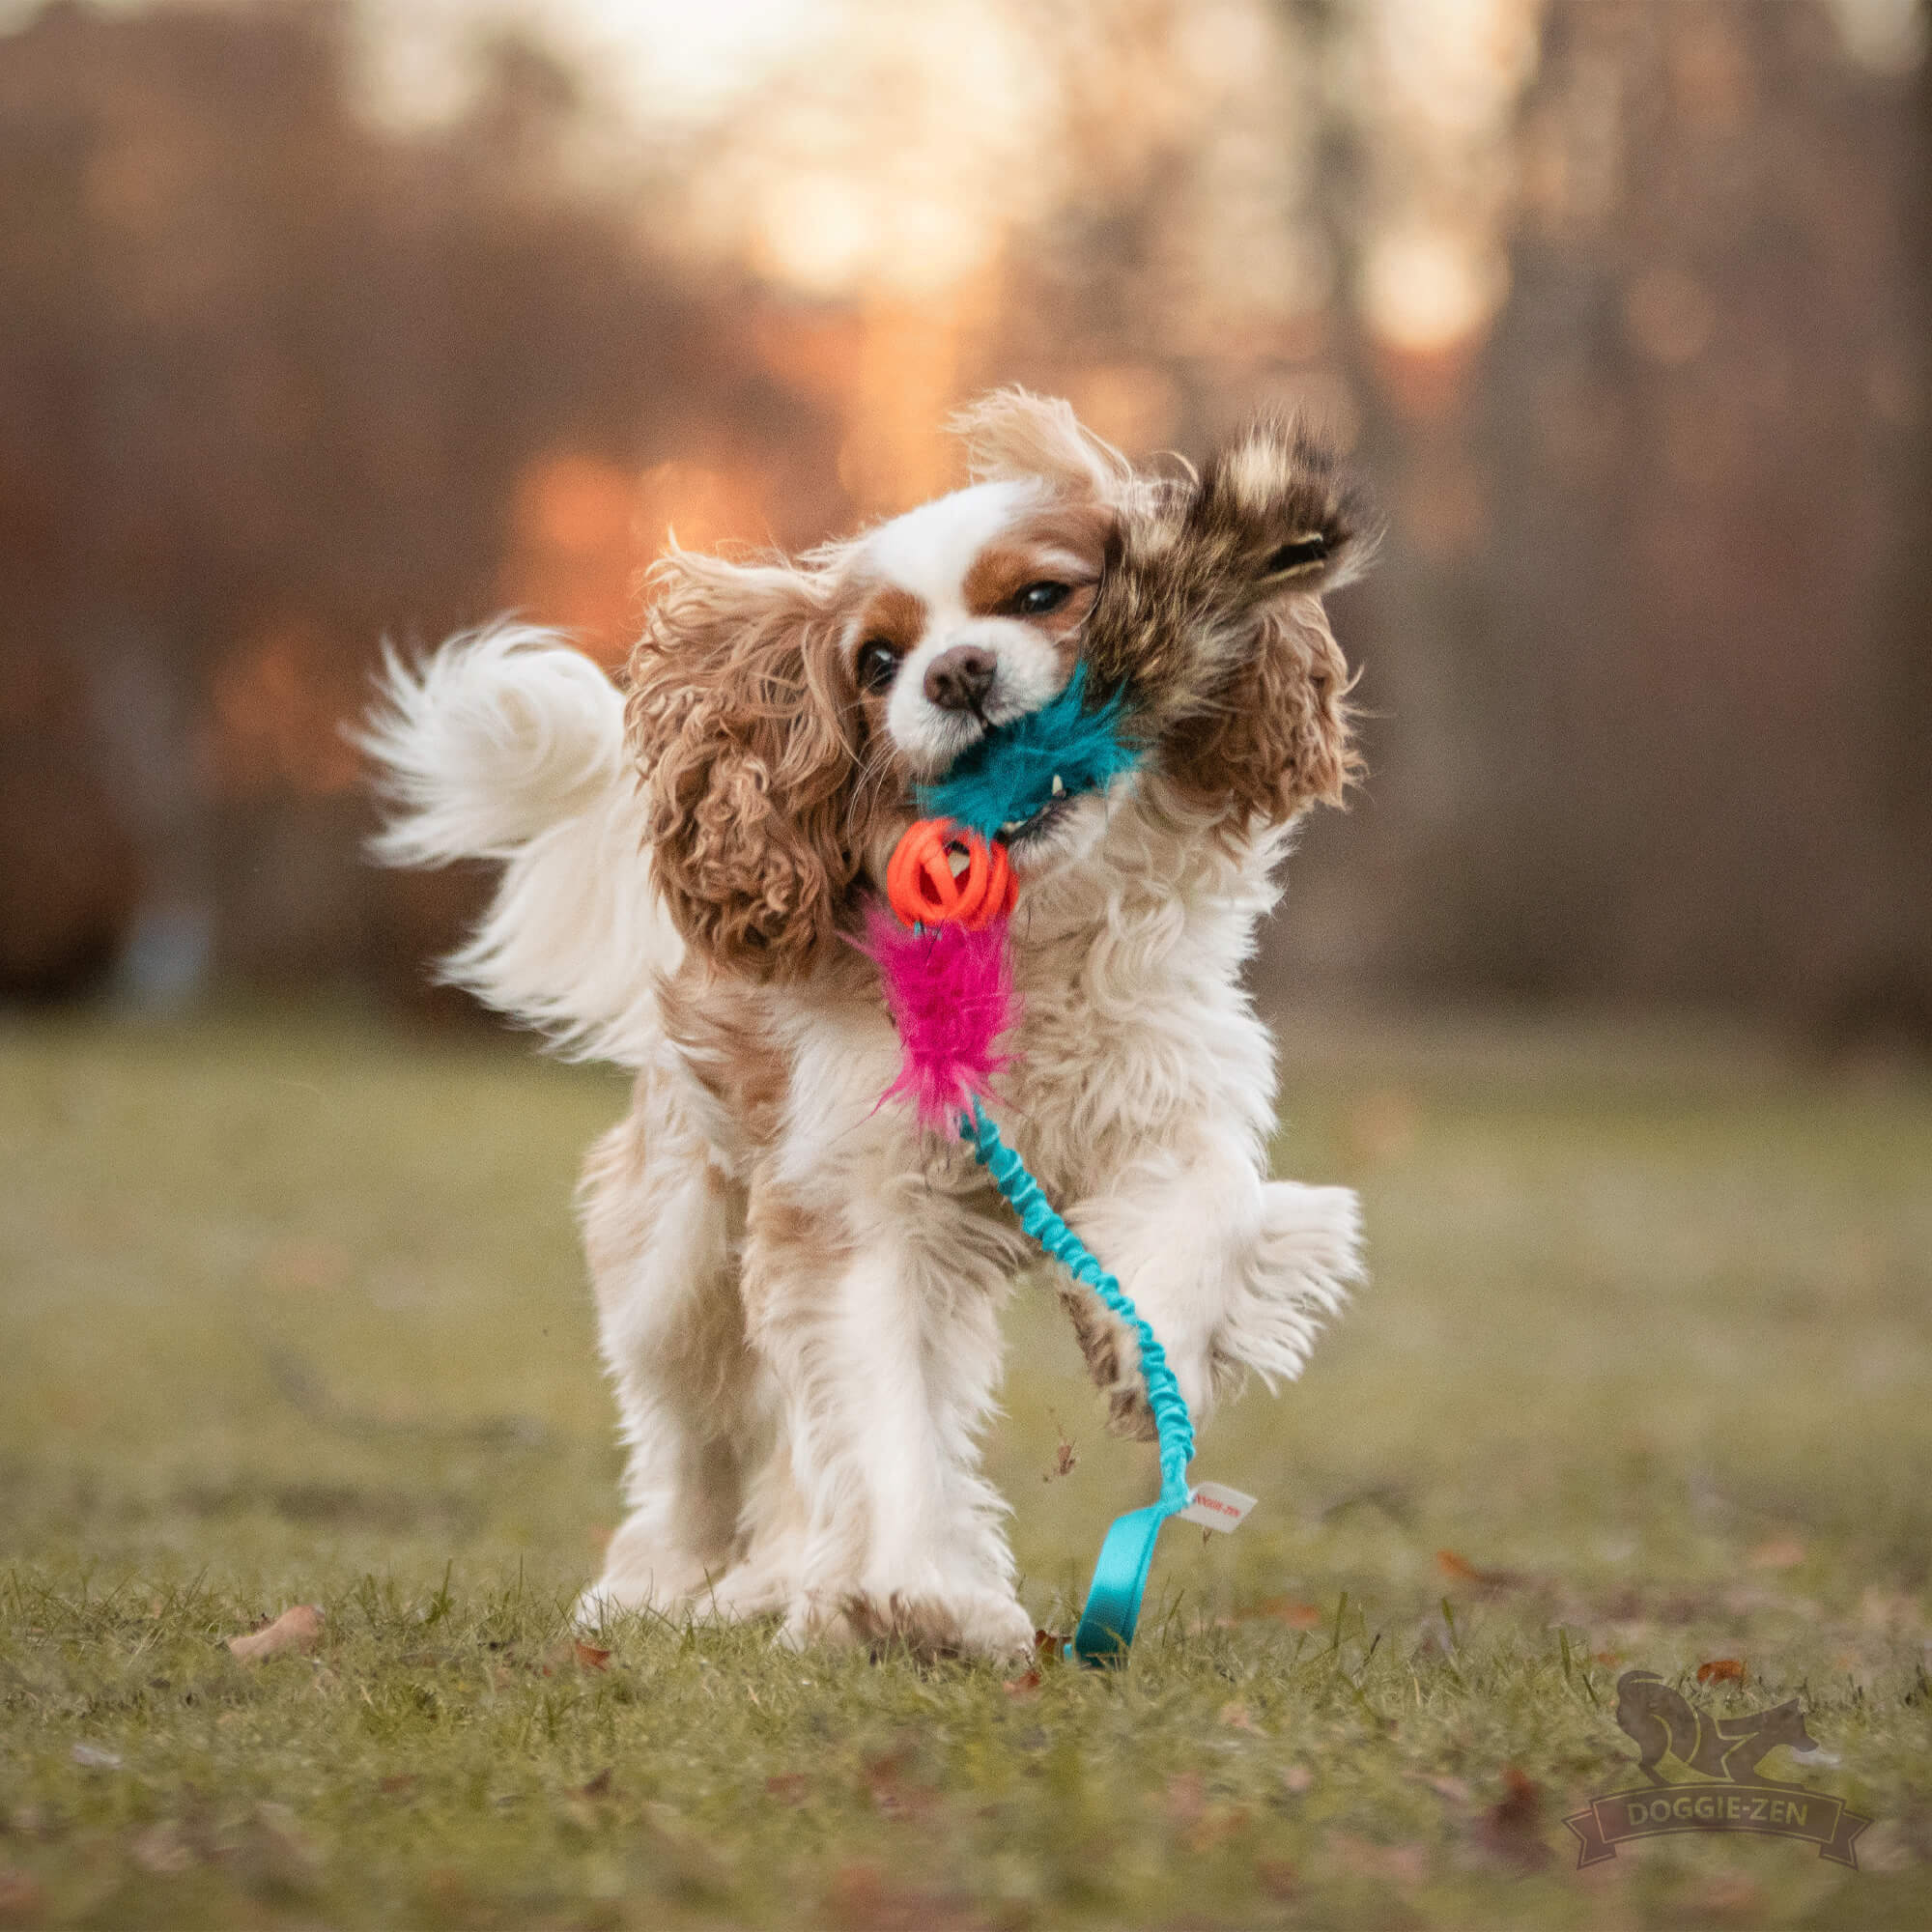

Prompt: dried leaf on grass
[
  {"left": 1218, "top": 1700, "right": 1263, "bottom": 1733},
  {"left": 227, "top": 1604, "right": 324, "bottom": 1663},
  {"left": 1747, "top": 1537, "right": 1805, "bottom": 1571},
  {"left": 1696, "top": 1658, "right": 1747, "bottom": 1686},
  {"left": 1003, "top": 1629, "right": 1064, "bottom": 1684},
  {"left": 1472, "top": 1766, "right": 1552, "bottom": 1872},
  {"left": 1435, "top": 1549, "right": 1530, "bottom": 1592},
  {"left": 533, "top": 1637, "right": 611, "bottom": 1676},
  {"left": 764, "top": 1774, "right": 811, "bottom": 1806},
  {"left": 1233, "top": 1596, "right": 1323, "bottom": 1630}
]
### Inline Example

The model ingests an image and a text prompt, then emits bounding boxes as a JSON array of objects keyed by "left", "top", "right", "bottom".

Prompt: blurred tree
[
  {"left": 0, "top": 0, "right": 835, "bottom": 1004},
  {"left": 0, "top": 0, "right": 1922, "bottom": 1037},
  {"left": 1447, "top": 0, "right": 1927, "bottom": 1026}
]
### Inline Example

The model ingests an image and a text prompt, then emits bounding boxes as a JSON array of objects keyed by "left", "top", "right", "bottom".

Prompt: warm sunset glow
[
  {"left": 1340, "top": 0, "right": 1545, "bottom": 368},
  {"left": 496, "top": 450, "right": 775, "bottom": 663},
  {"left": 202, "top": 621, "right": 363, "bottom": 798},
  {"left": 1359, "top": 226, "right": 1509, "bottom": 355}
]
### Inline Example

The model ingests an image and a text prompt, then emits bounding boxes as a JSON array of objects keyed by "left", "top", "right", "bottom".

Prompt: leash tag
[{"left": 1177, "top": 1482, "right": 1256, "bottom": 1533}]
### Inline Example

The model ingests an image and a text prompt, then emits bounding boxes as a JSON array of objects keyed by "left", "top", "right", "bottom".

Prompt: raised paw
[{"left": 1213, "top": 1179, "right": 1362, "bottom": 1390}]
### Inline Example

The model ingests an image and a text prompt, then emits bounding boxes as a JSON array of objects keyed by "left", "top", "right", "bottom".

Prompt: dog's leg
[
  {"left": 1066, "top": 1132, "right": 1361, "bottom": 1433},
  {"left": 573, "top": 1079, "right": 758, "bottom": 1630},
  {"left": 741, "top": 1181, "right": 1034, "bottom": 1663}
]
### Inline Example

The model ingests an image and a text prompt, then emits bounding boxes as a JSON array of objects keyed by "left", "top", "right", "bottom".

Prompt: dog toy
[{"left": 863, "top": 673, "right": 1196, "bottom": 1664}]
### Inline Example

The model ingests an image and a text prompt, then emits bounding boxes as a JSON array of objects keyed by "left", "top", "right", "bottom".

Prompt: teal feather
[{"left": 917, "top": 666, "right": 1140, "bottom": 837}]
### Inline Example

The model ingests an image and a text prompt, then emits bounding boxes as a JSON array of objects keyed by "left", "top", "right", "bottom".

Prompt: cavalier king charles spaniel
[{"left": 363, "top": 389, "right": 1372, "bottom": 1662}]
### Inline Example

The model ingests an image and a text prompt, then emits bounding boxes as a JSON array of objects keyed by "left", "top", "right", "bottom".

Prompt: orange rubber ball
[{"left": 886, "top": 819, "right": 1016, "bottom": 930}]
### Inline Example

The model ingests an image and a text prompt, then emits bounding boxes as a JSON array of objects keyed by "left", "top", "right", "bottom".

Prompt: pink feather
[{"left": 861, "top": 903, "right": 1018, "bottom": 1132}]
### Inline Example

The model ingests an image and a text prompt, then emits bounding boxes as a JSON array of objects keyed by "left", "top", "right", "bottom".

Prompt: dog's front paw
[{"left": 781, "top": 1585, "right": 1035, "bottom": 1664}]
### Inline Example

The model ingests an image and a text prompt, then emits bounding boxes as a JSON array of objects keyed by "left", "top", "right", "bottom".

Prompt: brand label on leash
[{"left": 1178, "top": 1482, "right": 1257, "bottom": 1532}]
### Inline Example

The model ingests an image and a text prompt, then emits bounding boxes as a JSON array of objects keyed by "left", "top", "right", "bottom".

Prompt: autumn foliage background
[
  {"left": 3, "top": 11, "right": 1932, "bottom": 1922},
  {"left": 0, "top": 0, "right": 1927, "bottom": 1040}
]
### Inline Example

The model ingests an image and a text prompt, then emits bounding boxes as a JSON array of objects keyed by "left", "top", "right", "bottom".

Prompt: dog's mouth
[{"left": 996, "top": 774, "right": 1073, "bottom": 847}]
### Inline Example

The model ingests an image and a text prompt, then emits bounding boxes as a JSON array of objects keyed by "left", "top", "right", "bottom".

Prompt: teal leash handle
[{"left": 960, "top": 1101, "right": 1194, "bottom": 1665}]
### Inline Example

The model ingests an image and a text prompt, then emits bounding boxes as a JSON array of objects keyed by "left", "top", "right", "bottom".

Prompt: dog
[
  {"left": 1615, "top": 1672, "right": 1820, "bottom": 1786},
  {"left": 360, "top": 389, "right": 1371, "bottom": 1662}
]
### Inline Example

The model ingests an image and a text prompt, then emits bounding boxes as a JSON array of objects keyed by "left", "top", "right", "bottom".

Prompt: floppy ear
[
  {"left": 628, "top": 551, "right": 858, "bottom": 979},
  {"left": 1163, "top": 421, "right": 1374, "bottom": 827},
  {"left": 1196, "top": 417, "right": 1378, "bottom": 592},
  {"left": 1169, "top": 595, "right": 1358, "bottom": 826}
]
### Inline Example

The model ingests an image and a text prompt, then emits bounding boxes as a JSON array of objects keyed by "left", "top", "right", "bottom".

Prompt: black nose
[{"left": 923, "top": 644, "right": 997, "bottom": 714}]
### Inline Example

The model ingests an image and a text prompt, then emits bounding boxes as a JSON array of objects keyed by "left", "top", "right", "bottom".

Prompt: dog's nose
[{"left": 923, "top": 644, "right": 997, "bottom": 714}]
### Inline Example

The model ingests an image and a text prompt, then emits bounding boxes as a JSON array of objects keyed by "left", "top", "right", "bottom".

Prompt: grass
[{"left": 2, "top": 1005, "right": 1930, "bottom": 1928}]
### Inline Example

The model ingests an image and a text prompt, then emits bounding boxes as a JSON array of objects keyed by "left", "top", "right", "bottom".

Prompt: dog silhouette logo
[
  {"left": 1563, "top": 1670, "right": 1870, "bottom": 1868},
  {"left": 1614, "top": 1670, "right": 1818, "bottom": 1786}
]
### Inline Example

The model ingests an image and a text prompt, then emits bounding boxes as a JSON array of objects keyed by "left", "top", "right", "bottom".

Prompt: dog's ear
[
  {"left": 1163, "top": 420, "right": 1375, "bottom": 826},
  {"left": 628, "top": 551, "right": 858, "bottom": 979},
  {"left": 1178, "top": 594, "right": 1358, "bottom": 822},
  {"left": 1193, "top": 417, "right": 1378, "bottom": 595}
]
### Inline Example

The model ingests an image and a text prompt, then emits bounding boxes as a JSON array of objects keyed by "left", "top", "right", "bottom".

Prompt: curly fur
[
  {"left": 628, "top": 552, "right": 873, "bottom": 979},
  {"left": 363, "top": 390, "right": 1375, "bottom": 1663}
]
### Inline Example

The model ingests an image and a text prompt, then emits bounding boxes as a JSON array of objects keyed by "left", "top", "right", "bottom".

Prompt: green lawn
[{"left": 2, "top": 1008, "right": 1929, "bottom": 1928}]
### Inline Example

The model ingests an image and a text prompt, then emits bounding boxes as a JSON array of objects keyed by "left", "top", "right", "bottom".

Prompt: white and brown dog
[{"left": 362, "top": 390, "right": 1371, "bottom": 1662}]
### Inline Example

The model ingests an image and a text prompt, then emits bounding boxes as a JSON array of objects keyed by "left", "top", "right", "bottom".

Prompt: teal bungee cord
[
  {"left": 960, "top": 1101, "right": 1195, "bottom": 1665},
  {"left": 867, "top": 670, "right": 1199, "bottom": 1666}
]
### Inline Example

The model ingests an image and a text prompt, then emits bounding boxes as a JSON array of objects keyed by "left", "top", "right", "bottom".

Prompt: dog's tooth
[{"left": 1050, "top": 774, "right": 1065, "bottom": 796}]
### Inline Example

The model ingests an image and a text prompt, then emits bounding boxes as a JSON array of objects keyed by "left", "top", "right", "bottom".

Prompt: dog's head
[{"left": 628, "top": 390, "right": 1372, "bottom": 979}]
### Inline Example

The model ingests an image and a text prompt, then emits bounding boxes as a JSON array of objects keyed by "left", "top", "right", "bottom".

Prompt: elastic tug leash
[
  {"left": 866, "top": 672, "right": 1197, "bottom": 1666},
  {"left": 959, "top": 1101, "right": 1195, "bottom": 1663}
]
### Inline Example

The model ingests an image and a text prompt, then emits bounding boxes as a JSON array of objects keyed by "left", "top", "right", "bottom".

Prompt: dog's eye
[
  {"left": 1263, "top": 535, "right": 1328, "bottom": 577},
  {"left": 855, "top": 639, "right": 902, "bottom": 694},
  {"left": 1011, "top": 581, "right": 1070, "bottom": 617}
]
